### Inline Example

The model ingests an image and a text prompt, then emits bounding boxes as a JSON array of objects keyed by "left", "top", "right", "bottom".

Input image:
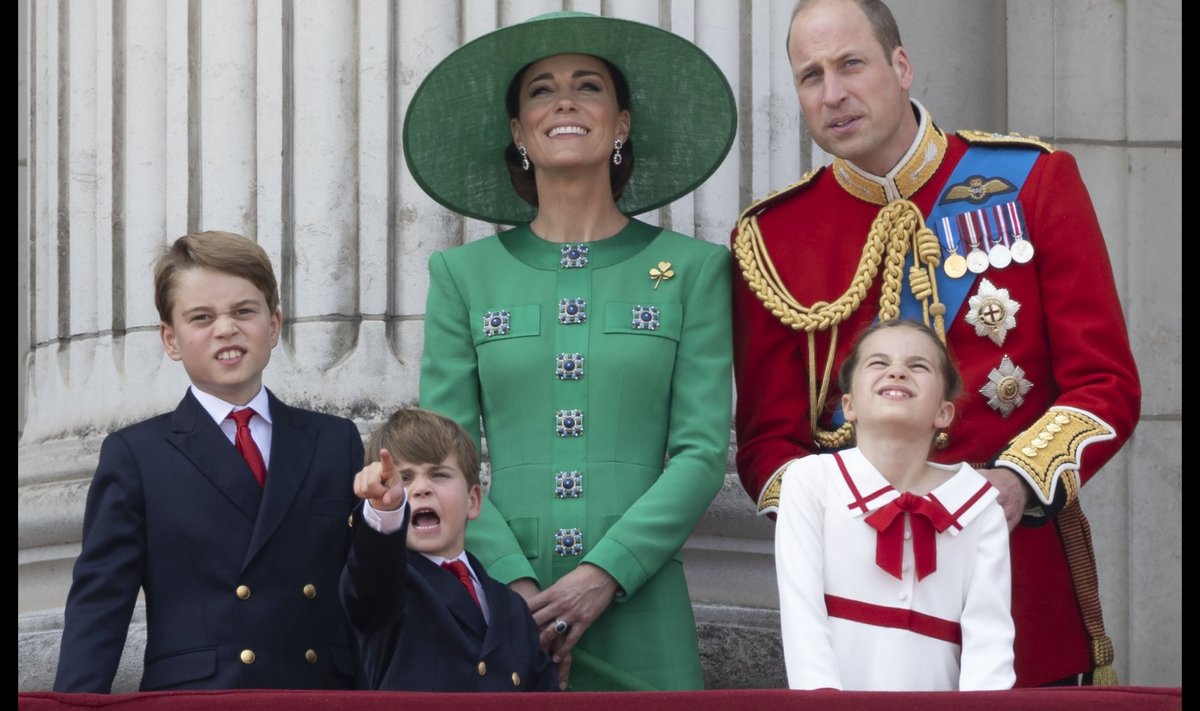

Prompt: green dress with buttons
[{"left": 420, "top": 218, "right": 731, "bottom": 691}]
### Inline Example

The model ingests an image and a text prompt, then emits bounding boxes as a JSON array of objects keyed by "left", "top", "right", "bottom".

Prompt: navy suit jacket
[
  {"left": 340, "top": 505, "right": 558, "bottom": 692},
  {"left": 54, "top": 388, "right": 363, "bottom": 692}
]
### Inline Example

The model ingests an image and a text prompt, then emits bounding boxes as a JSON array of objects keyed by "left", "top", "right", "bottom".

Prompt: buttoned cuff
[{"left": 363, "top": 492, "right": 409, "bottom": 534}]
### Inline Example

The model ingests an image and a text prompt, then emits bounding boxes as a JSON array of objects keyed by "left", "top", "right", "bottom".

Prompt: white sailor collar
[{"left": 830, "top": 447, "right": 999, "bottom": 536}]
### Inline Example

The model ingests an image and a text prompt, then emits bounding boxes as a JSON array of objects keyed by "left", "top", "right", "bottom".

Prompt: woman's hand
[
  {"left": 526, "top": 563, "right": 619, "bottom": 689},
  {"left": 508, "top": 577, "right": 541, "bottom": 606}
]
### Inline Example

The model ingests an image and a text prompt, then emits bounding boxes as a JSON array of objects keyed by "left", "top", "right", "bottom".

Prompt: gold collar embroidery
[{"left": 832, "top": 100, "right": 947, "bottom": 205}]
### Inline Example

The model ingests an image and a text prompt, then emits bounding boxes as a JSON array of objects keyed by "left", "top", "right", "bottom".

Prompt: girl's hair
[
  {"left": 503, "top": 56, "right": 636, "bottom": 207},
  {"left": 838, "top": 319, "right": 963, "bottom": 400}
]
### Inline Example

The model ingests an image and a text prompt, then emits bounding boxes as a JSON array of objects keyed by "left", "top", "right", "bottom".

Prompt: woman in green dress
[{"left": 403, "top": 11, "right": 736, "bottom": 691}]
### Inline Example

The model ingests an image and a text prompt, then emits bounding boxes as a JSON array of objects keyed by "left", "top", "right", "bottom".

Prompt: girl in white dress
[{"left": 775, "top": 319, "right": 1015, "bottom": 691}]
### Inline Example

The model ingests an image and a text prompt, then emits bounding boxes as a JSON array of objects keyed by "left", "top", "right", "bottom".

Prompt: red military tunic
[{"left": 732, "top": 102, "right": 1140, "bottom": 686}]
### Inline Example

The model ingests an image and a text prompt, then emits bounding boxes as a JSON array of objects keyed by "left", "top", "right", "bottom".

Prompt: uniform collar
[{"left": 830, "top": 99, "right": 948, "bottom": 205}]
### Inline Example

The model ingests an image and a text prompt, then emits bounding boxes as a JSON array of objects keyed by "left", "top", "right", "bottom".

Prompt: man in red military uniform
[{"left": 732, "top": 0, "right": 1141, "bottom": 687}]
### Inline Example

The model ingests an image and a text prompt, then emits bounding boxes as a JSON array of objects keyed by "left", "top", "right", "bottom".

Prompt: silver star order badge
[
  {"left": 980, "top": 355, "right": 1033, "bottom": 418},
  {"left": 965, "top": 278, "right": 1020, "bottom": 346}
]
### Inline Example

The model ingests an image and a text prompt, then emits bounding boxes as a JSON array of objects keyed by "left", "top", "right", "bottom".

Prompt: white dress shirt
[{"left": 191, "top": 385, "right": 273, "bottom": 471}]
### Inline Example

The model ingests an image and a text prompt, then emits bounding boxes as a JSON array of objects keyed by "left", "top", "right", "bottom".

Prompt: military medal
[
  {"left": 989, "top": 243, "right": 1012, "bottom": 269},
  {"left": 960, "top": 212, "right": 990, "bottom": 274},
  {"left": 980, "top": 355, "right": 1033, "bottom": 418},
  {"left": 981, "top": 208, "right": 1012, "bottom": 269},
  {"left": 1010, "top": 236, "right": 1034, "bottom": 263},
  {"left": 1002, "top": 201, "right": 1035, "bottom": 263},
  {"left": 939, "top": 216, "right": 968, "bottom": 278},
  {"left": 965, "top": 277, "right": 1020, "bottom": 346},
  {"left": 945, "top": 253, "right": 969, "bottom": 279}
]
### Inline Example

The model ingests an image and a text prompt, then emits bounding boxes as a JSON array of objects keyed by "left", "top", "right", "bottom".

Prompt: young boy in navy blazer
[
  {"left": 54, "top": 231, "right": 363, "bottom": 692},
  {"left": 341, "top": 407, "right": 558, "bottom": 691}
]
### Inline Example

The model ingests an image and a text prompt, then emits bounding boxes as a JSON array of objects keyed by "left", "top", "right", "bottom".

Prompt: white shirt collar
[
  {"left": 191, "top": 385, "right": 272, "bottom": 427},
  {"left": 422, "top": 551, "right": 477, "bottom": 582}
]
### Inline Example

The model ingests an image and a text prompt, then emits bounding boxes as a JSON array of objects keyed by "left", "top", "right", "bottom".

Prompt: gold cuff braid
[
  {"left": 995, "top": 406, "right": 1116, "bottom": 507},
  {"left": 756, "top": 465, "right": 786, "bottom": 515}
]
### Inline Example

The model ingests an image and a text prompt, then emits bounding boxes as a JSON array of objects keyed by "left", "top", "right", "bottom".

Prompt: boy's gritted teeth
[
  {"left": 215, "top": 347, "right": 245, "bottom": 361},
  {"left": 878, "top": 386, "right": 912, "bottom": 399},
  {"left": 412, "top": 508, "right": 441, "bottom": 529},
  {"left": 548, "top": 125, "right": 588, "bottom": 138}
]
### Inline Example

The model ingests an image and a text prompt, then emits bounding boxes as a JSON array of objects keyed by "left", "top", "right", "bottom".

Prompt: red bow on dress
[{"left": 864, "top": 492, "right": 955, "bottom": 581}]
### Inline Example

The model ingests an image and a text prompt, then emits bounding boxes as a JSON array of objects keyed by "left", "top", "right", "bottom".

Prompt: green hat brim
[{"left": 402, "top": 12, "right": 737, "bottom": 226}]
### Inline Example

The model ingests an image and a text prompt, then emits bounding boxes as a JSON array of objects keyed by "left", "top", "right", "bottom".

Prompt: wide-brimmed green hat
[{"left": 402, "top": 11, "right": 737, "bottom": 225}]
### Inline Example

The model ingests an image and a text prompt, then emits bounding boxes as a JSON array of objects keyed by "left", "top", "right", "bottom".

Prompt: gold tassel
[
  {"left": 1059, "top": 503, "right": 1119, "bottom": 686},
  {"left": 1090, "top": 635, "right": 1118, "bottom": 685},
  {"left": 1092, "top": 663, "right": 1119, "bottom": 686}
]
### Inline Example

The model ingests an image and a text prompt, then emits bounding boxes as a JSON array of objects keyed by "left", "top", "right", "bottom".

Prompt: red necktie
[
  {"left": 864, "top": 492, "right": 955, "bottom": 581},
  {"left": 441, "top": 560, "right": 481, "bottom": 609},
  {"left": 228, "top": 408, "right": 267, "bottom": 487}
]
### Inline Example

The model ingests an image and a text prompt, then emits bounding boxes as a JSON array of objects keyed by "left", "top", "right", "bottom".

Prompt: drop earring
[
  {"left": 612, "top": 138, "right": 624, "bottom": 166},
  {"left": 519, "top": 144, "right": 530, "bottom": 171}
]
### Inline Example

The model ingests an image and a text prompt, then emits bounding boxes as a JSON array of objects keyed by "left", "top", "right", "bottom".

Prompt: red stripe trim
[
  {"left": 834, "top": 451, "right": 893, "bottom": 514},
  {"left": 954, "top": 482, "right": 993, "bottom": 520},
  {"left": 825, "top": 594, "right": 962, "bottom": 645},
  {"left": 929, "top": 481, "right": 994, "bottom": 531}
]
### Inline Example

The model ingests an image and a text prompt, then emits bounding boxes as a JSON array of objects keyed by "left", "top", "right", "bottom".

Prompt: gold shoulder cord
[
  {"left": 734, "top": 199, "right": 946, "bottom": 449},
  {"left": 957, "top": 129, "right": 1055, "bottom": 154}
]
